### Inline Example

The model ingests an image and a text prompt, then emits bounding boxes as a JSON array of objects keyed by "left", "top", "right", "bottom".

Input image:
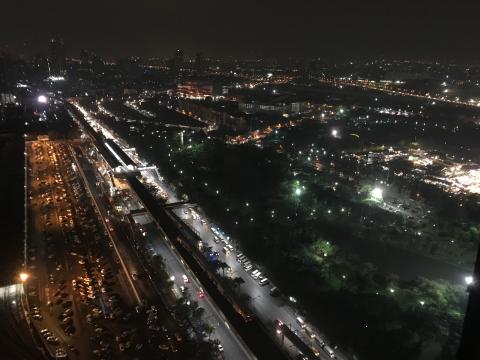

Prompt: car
[
  {"left": 32, "top": 314, "right": 43, "bottom": 320},
  {"left": 46, "top": 336, "right": 59, "bottom": 344},
  {"left": 158, "top": 343, "right": 169, "bottom": 351},
  {"left": 217, "top": 344, "right": 224, "bottom": 352},
  {"left": 92, "top": 349, "right": 101, "bottom": 357},
  {"left": 182, "top": 274, "right": 189, "bottom": 284},
  {"left": 40, "top": 328, "right": 49, "bottom": 335},
  {"left": 65, "top": 325, "right": 76, "bottom": 335},
  {"left": 270, "top": 287, "right": 281, "bottom": 297},
  {"left": 55, "top": 347, "right": 68, "bottom": 359},
  {"left": 296, "top": 316, "right": 306, "bottom": 328},
  {"left": 324, "top": 345, "right": 336, "bottom": 358},
  {"left": 198, "top": 289, "right": 205, "bottom": 299}
]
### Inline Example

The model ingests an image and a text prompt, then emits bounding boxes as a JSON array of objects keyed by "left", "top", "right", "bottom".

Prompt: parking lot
[{"left": 26, "top": 140, "right": 170, "bottom": 359}]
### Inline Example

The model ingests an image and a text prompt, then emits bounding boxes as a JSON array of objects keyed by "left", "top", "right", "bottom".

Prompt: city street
[
  {"left": 138, "top": 219, "right": 256, "bottom": 360},
  {"left": 72, "top": 141, "right": 255, "bottom": 360},
  {"left": 173, "top": 206, "right": 347, "bottom": 360}
]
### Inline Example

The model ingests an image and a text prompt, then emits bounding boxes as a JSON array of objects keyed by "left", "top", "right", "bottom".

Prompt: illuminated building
[
  {"left": 178, "top": 98, "right": 248, "bottom": 130},
  {"left": 177, "top": 80, "right": 225, "bottom": 99},
  {"left": 238, "top": 94, "right": 308, "bottom": 115}
]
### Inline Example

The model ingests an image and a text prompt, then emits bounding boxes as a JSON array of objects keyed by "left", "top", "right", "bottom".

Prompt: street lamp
[
  {"left": 295, "top": 188, "right": 302, "bottom": 196},
  {"left": 19, "top": 272, "right": 29, "bottom": 283},
  {"left": 371, "top": 187, "right": 383, "bottom": 202},
  {"left": 331, "top": 129, "right": 338, "bottom": 138},
  {"left": 37, "top": 95, "right": 47, "bottom": 104}
]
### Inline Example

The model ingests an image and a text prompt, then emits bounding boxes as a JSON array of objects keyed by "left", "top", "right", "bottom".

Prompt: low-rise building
[
  {"left": 238, "top": 93, "right": 308, "bottom": 115},
  {"left": 178, "top": 98, "right": 248, "bottom": 131}
]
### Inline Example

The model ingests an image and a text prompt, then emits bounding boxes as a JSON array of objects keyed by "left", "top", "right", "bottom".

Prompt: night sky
[{"left": 0, "top": 0, "right": 478, "bottom": 60}]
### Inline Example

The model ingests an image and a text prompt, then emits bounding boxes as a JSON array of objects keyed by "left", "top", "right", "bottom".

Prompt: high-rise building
[
  {"left": 0, "top": 52, "right": 19, "bottom": 93},
  {"left": 0, "top": 52, "right": 9, "bottom": 92},
  {"left": 49, "top": 37, "right": 66, "bottom": 76},
  {"left": 175, "top": 49, "right": 184, "bottom": 68},
  {"left": 170, "top": 49, "right": 184, "bottom": 83},
  {"left": 457, "top": 244, "right": 480, "bottom": 359},
  {"left": 195, "top": 52, "right": 205, "bottom": 75}
]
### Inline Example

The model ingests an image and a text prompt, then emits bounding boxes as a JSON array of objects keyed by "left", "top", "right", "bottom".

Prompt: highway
[
  {"left": 319, "top": 78, "right": 480, "bottom": 109},
  {"left": 139, "top": 219, "right": 256, "bottom": 360},
  {"left": 172, "top": 207, "right": 347, "bottom": 360},
  {"left": 69, "top": 100, "right": 347, "bottom": 359},
  {"left": 69, "top": 100, "right": 257, "bottom": 360}
]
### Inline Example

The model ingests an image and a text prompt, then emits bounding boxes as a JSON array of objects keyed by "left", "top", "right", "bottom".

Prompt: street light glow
[
  {"left": 295, "top": 188, "right": 301, "bottom": 196},
  {"left": 37, "top": 95, "right": 47, "bottom": 104},
  {"left": 465, "top": 276, "right": 474, "bottom": 285},
  {"left": 19, "top": 272, "right": 29, "bottom": 282},
  {"left": 331, "top": 129, "right": 338, "bottom": 138},
  {"left": 371, "top": 187, "right": 383, "bottom": 201}
]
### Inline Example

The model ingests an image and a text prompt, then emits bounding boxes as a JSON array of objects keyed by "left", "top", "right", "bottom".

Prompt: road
[
  {"left": 72, "top": 141, "right": 255, "bottom": 359},
  {"left": 138, "top": 219, "right": 256, "bottom": 360},
  {"left": 173, "top": 207, "right": 348, "bottom": 360},
  {"left": 0, "top": 284, "right": 43, "bottom": 359},
  {"left": 71, "top": 101, "right": 346, "bottom": 359}
]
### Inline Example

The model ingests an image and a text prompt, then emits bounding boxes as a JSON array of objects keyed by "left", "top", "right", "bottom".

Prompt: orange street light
[{"left": 19, "top": 272, "right": 29, "bottom": 282}]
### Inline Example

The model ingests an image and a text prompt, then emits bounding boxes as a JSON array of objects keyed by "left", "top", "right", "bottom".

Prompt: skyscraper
[
  {"left": 175, "top": 49, "right": 184, "bottom": 68},
  {"left": 49, "top": 38, "right": 66, "bottom": 76},
  {"left": 170, "top": 49, "right": 184, "bottom": 83},
  {"left": 0, "top": 52, "right": 9, "bottom": 92}
]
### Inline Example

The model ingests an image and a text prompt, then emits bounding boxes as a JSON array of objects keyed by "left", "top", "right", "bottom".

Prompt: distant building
[
  {"left": 178, "top": 98, "right": 248, "bottom": 131},
  {"left": 238, "top": 93, "right": 308, "bottom": 115},
  {"left": 175, "top": 49, "right": 184, "bottom": 67},
  {"left": 49, "top": 38, "right": 66, "bottom": 76},
  {"left": 195, "top": 52, "right": 205, "bottom": 75},
  {"left": 177, "top": 79, "right": 225, "bottom": 100},
  {"left": 170, "top": 49, "right": 184, "bottom": 83},
  {"left": 0, "top": 52, "right": 19, "bottom": 103},
  {"left": 0, "top": 52, "right": 11, "bottom": 92}
]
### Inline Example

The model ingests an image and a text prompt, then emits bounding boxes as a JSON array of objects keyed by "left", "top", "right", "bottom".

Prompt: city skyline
[
  {"left": 1, "top": 1, "right": 479, "bottom": 60},
  {"left": 1, "top": 3, "right": 480, "bottom": 360}
]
